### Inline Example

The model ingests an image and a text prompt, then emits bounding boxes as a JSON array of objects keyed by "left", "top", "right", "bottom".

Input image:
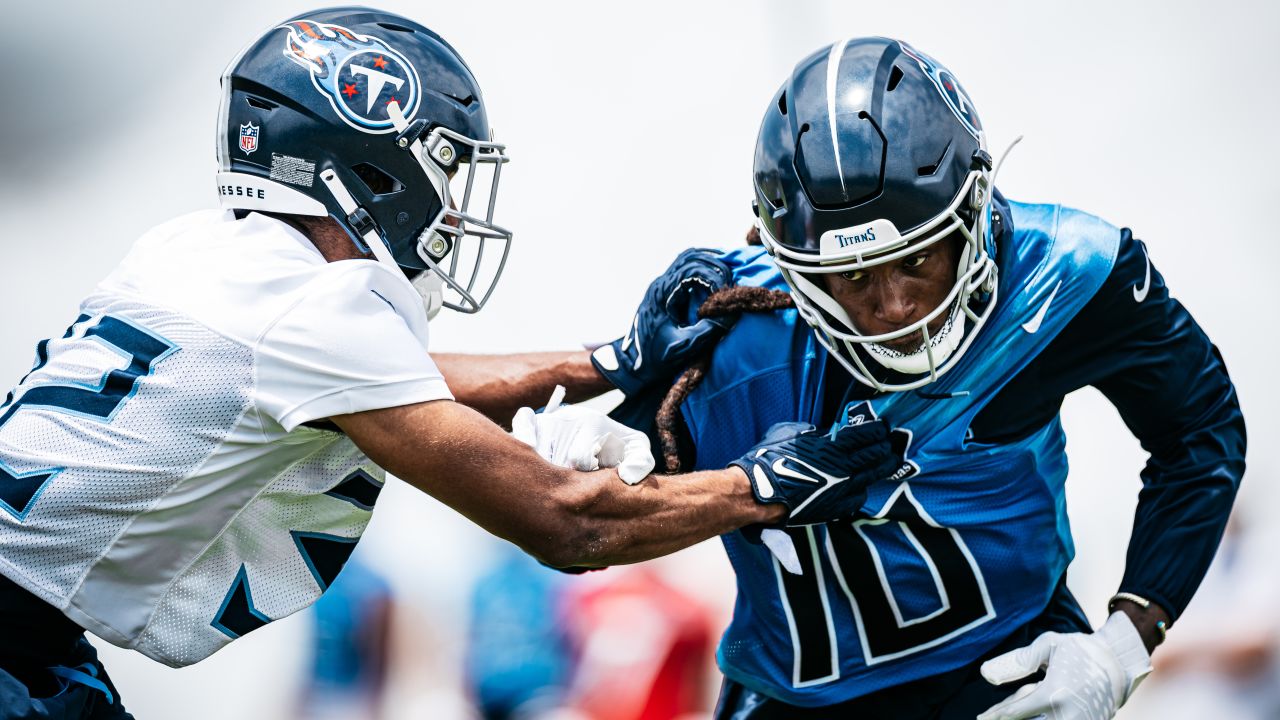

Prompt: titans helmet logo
[
  {"left": 898, "top": 42, "right": 982, "bottom": 140},
  {"left": 281, "top": 20, "right": 421, "bottom": 134}
]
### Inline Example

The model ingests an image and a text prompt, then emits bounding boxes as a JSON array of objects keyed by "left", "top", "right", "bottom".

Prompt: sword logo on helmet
[
  {"left": 898, "top": 41, "right": 982, "bottom": 140},
  {"left": 280, "top": 20, "right": 421, "bottom": 134}
]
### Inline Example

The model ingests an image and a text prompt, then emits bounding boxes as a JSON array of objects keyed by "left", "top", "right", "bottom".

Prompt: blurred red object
[{"left": 561, "top": 565, "right": 718, "bottom": 720}]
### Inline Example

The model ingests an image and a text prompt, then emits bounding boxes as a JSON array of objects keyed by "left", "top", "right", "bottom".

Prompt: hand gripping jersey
[
  {"left": 0, "top": 211, "right": 452, "bottom": 667},
  {"left": 683, "top": 202, "right": 1120, "bottom": 705}
]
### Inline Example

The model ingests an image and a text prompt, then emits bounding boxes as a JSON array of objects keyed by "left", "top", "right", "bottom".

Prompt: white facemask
[{"left": 863, "top": 298, "right": 966, "bottom": 375}]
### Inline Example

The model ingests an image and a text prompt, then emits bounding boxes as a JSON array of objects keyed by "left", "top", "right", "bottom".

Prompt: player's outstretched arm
[
  {"left": 331, "top": 399, "right": 783, "bottom": 568},
  {"left": 432, "top": 350, "right": 609, "bottom": 426},
  {"left": 509, "top": 398, "right": 899, "bottom": 570},
  {"left": 434, "top": 247, "right": 735, "bottom": 424}
]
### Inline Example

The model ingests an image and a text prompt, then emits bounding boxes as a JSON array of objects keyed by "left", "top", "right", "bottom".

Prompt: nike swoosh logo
[
  {"left": 1021, "top": 280, "right": 1062, "bottom": 334},
  {"left": 771, "top": 456, "right": 847, "bottom": 486},
  {"left": 1133, "top": 244, "right": 1151, "bottom": 302},
  {"left": 621, "top": 314, "right": 643, "bottom": 371},
  {"left": 773, "top": 458, "right": 823, "bottom": 484}
]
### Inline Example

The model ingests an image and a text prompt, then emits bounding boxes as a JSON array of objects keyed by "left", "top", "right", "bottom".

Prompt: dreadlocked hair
[{"left": 656, "top": 286, "right": 795, "bottom": 473}]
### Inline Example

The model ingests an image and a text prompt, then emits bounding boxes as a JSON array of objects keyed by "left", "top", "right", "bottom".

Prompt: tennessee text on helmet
[
  {"left": 215, "top": 8, "right": 512, "bottom": 316},
  {"left": 752, "top": 37, "right": 1009, "bottom": 392}
]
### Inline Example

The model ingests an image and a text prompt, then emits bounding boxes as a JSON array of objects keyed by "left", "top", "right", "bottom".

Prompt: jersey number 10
[{"left": 777, "top": 482, "right": 996, "bottom": 686}]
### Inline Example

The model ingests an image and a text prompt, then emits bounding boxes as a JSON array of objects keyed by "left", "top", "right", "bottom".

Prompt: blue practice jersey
[{"left": 630, "top": 199, "right": 1245, "bottom": 706}]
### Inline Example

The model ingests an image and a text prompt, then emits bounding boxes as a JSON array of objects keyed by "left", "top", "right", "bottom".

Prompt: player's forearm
[
  {"left": 434, "top": 351, "right": 612, "bottom": 425},
  {"left": 1118, "top": 401, "right": 1244, "bottom": 622},
  {"left": 335, "top": 400, "right": 584, "bottom": 561},
  {"left": 335, "top": 399, "right": 779, "bottom": 567},
  {"left": 549, "top": 466, "right": 784, "bottom": 568}
]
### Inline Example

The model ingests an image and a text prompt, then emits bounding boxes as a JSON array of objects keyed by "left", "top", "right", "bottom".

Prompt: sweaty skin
[
  {"left": 432, "top": 351, "right": 611, "bottom": 426},
  {"left": 820, "top": 233, "right": 961, "bottom": 354},
  {"left": 331, "top": 400, "right": 779, "bottom": 568}
]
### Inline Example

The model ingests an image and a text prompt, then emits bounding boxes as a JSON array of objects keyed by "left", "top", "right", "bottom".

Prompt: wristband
[{"left": 1107, "top": 592, "right": 1169, "bottom": 644}]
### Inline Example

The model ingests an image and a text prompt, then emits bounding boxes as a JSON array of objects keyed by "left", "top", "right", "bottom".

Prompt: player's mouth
[
  {"left": 868, "top": 303, "right": 958, "bottom": 356},
  {"left": 878, "top": 331, "right": 927, "bottom": 354}
]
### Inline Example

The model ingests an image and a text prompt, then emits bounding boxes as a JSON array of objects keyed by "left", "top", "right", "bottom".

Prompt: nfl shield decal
[
  {"left": 280, "top": 20, "right": 421, "bottom": 134},
  {"left": 898, "top": 41, "right": 982, "bottom": 140},
  {"left": 238, "top": 123, "right": 259, "bottom": 154}
]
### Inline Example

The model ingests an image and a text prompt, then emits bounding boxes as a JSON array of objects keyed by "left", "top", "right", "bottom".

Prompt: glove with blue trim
[
  {"left": 730, "top": 418, "right": 896, "bottom": 527},
  {"left": 590, "top": 248, "right": 734, "bottom": 396}
]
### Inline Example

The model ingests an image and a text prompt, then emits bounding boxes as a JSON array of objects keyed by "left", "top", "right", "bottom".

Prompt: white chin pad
[
  {"left": 864, "top": 300, "right": 965, "bottom": 375},
  {"left": 412, "top": 271, "right": 445, "bottom": 320}
]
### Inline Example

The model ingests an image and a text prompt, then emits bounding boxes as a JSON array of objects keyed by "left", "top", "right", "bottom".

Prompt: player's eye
[
  {"left": 839, "top": 269, "right": 866, "bottom": 282},
  {"left": 903, "top": 253, "right": 930, "bottom": 269}
]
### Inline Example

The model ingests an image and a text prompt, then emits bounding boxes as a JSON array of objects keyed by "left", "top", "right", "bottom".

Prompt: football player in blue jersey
[
  {"left": 0, "top": 12, "right": 894, "bottom": 719},
  {"left": 443, "top": 37, "right": 1246, "bottom": 720}
]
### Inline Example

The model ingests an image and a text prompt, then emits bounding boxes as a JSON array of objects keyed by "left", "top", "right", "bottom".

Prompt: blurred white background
[{"left": 1, "top": 1, "right": 1277, "bottom": 718}]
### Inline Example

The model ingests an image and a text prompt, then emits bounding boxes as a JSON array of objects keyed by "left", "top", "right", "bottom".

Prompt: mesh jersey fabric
[{"left": 0, "top": 210, "right": 452, "bottom": 667}]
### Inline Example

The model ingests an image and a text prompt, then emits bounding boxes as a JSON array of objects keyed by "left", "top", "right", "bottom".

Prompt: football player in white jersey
[{"left": 0, "top": 9, "right": 899, "bottom": 719}]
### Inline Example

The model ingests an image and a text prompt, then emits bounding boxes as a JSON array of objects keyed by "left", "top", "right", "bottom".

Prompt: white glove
[
  {"left": 510, "top": 386, "right": 655, "bottom": 485},
  {"left": 978, "top": 612, "right": 1153, "bottom": 720}
]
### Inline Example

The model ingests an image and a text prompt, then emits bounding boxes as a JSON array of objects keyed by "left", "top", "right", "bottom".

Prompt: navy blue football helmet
[
  {"left": 216, "top": 7, "right": 511, "bottom": 315},
  {"left": 753, "top": 37, "right": 999, "bottom": 391}
]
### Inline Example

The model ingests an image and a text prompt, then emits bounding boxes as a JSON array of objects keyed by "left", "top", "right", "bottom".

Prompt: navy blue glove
[
  {"left": 730, "top": 419, "right": 897, "bottom": 526},
  {"left": 591, "top": 248, "right": 734, "bottom": 396}
]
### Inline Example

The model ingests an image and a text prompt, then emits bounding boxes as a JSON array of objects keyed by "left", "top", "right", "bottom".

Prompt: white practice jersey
[{"left": 0, "top": 210, "right": 452, "bottom": 667}]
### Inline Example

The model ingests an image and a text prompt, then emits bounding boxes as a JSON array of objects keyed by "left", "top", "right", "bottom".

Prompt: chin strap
[
  {"left": 318, "top": 168, "right": 398, "bottom": 269},
  {"left": 318, "top": 166, "right": 445, "bottom": 319}
]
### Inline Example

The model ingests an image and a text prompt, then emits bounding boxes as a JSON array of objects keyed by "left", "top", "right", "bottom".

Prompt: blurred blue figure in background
[
  {"left": 465, "top": 547, "right": 574, "bottom": 720},
  {"left": 297, "top": 555, "right": 394, "bottom": 720}
]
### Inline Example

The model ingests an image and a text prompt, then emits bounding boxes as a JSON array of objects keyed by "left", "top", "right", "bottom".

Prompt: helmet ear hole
[{"left": 350, "top": 163, "right": 405, "bottom": 195}]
